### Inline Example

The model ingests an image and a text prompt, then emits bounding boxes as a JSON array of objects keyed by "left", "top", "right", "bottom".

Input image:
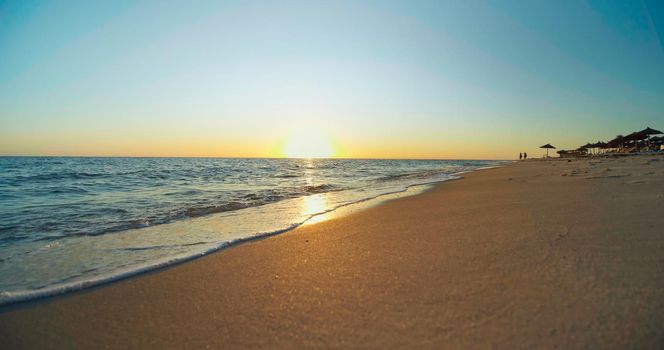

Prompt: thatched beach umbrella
[
  {"left": 622, "top": 128, "right": 662, "bottom": 148},
  {"left": 636, "top": 127, "right": 663, "bottom": 150},
  {"left": 639, "top": 127, "right": 663, "bottom": 136},
  {"left": 624, "top": 131, "right": 648, "bottom": 142},
  {"left": 592, "top": 141, "right": 607, "bottom": 154},
  {"left": 540, "top": 143, "right": 556, "bottom": 157},
  {"left": 606, "top": 135, "right": 625, "bottom": 149},
  {"left": 580, "top": 143, "right": 593, "bottom": 154}
]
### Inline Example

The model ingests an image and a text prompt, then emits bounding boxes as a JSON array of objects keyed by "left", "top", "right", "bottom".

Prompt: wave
[
  {"left": 377, "top": 168, "right": 464, "bottom": 182},
  {"left": 13, "top": 172, "right": 109, "bottom": 182},
  {"left": 274, "top": 174, "right": 299, "bottom": 178},
  {"left": 0, "top": 159, "right": 504, "bottom": 306},
  {"left": 0, "top": 178, "right": 444, "bottom": 307},
  {"left": 185, "top": 202, "right": 249, "bottom": 217},
  {"left": 7, "top": 168, "right": 184, "bottom": 185},
  {"left": 301, "top": 184, "right": 338, "bottom": 194},
  {"left": 47, "top": 186, "right": 90, "bottom": 194},
  {"left": 185, "top": 184, "right": 340, "bottom": 217}
]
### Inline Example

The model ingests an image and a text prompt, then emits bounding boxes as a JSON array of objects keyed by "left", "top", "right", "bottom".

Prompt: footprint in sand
[
  {"left": 561, "top": 170, "right": 581, "bottom": 176},
  {"left": 585, "top": 174, "right": 629, "bottom": 179},
  {"left": 624, "top": 180, "right": 646, "bottom": 185}
]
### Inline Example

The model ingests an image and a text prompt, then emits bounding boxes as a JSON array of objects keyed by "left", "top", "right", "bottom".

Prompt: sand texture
[{"left": 1, "top": 156, "right": 663, "bottom": 349}]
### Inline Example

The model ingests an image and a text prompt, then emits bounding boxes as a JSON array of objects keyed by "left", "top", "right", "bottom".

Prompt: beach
[{"left": 1, "top": 156, "right": 663, "bottom": 348}]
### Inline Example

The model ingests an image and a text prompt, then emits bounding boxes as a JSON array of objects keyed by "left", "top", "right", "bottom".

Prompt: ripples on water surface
[{"left": 0, "top": 157, "right": 502, "bottom": 304}]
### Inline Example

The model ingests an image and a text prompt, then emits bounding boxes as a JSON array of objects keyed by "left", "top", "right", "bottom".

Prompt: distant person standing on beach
[
  {"left": 519, "top": 153, "right": 523, "bottom": 160},
  {"left": 524, "top": 152, "right": 528, "bottom": 159}
]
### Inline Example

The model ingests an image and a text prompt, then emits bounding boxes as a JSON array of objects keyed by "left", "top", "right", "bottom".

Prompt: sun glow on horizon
[{"left": 280, "top": 129, "right": 337, "bottom": 158}]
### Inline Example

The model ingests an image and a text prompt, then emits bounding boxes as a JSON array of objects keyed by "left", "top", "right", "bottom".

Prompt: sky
[{"left": 1, "top": 0, "right": 663, "bottom": 159}]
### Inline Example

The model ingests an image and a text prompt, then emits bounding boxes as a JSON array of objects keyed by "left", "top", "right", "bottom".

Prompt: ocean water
[{"left": 0, "top": 157, "right": 502, "bottom": 304}]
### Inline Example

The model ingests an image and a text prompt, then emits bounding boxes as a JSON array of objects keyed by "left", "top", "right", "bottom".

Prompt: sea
[{"left": 0, "top": 157, "right": 503, "bottom": 305}]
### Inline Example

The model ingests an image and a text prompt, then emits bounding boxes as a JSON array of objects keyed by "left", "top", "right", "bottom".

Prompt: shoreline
[
  {"left": 1, "top": 156, "right": 662, "bottom": 348},
  {"left": 0, "top": 164, "right": 504, "bottom": 307}
]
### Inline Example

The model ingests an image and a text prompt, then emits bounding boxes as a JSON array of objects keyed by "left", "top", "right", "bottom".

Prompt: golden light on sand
[{"left": 281, "top": 129, "right": 335, "bottom": 158}]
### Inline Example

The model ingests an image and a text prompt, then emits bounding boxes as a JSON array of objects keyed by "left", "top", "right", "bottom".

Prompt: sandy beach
[{"left": 1, "top": 156, "right": 663, "bottom": 348}]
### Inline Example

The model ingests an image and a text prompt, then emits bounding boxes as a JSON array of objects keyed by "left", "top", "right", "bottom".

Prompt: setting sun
[{"left": 281, "top": 129, "right": 336, "bottom": 158}]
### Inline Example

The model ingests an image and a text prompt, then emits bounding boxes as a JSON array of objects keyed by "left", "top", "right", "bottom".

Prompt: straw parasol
[
  {"left": 592, "top": 141, "right": 607, "bottom": 154},
  {"left": 623, "top": 131, "right": 648, "bottom": 142},
  {"left": 637, "top": 127, "right": 663, "bottom": 150},
  {"left": 622, "top": 127, "right": 662, "bottom": 141},
  {"left": 639, "top": 127, "right": 663, "bottom": 136},
  {"left": 623, "top": 127, "right": 662, "bottom": 149},
  {"left": 606, "top": 135, "right": 625, "bottom": 149},
  {"left": 575, "top": 143, "right": 591, "bottom": 155},
  {"left": 540, "top": 143, "right": 556, "bottom": 157}
]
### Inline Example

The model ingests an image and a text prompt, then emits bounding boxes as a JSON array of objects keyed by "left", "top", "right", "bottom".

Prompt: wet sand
[{"left": 1, "top": 156, "right": 663, "bottom": 348}]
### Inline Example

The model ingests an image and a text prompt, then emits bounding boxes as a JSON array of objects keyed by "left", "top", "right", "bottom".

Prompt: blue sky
[{"left": 1, "top": 0, "right": 663, "bottom": 158}]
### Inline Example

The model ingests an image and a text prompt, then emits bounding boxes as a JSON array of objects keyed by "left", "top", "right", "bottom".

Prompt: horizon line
[{"left": 0, "top": 154, "right": 512, "bottom": 161}]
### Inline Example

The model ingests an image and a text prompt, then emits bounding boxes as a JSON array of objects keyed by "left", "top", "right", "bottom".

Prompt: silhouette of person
[
  {"left": 519, "top": 153, "right": 523, "bottom": 160},
  {"left": 524, "top": 152, "right": 528, "bottom": 159}
]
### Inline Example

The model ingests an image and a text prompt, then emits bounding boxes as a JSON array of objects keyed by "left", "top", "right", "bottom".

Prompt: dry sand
[{"left": 1, "top": 155, "right": 663, "bottom": 349}]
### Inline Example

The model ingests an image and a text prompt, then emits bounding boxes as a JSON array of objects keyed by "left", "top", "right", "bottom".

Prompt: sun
[{"left": 281, "top": 129, "right": 336, "bottom": 158}]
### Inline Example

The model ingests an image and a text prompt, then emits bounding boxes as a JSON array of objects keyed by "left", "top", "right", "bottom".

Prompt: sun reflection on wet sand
[
  {"left": 301, "top": 194, "right": 331, "bottom": 225},
  {"left": 301, "top": 184, "right": 435, "bottom": 227}
]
